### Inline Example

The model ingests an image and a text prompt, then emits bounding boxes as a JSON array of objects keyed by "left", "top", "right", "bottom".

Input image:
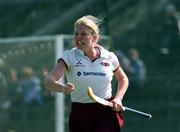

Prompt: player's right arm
[{"left": 44, "top": 59, "right": 75, "bottom": 94}]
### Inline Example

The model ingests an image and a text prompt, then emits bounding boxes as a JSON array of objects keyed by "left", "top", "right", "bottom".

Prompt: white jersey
[{"left": 59, "top": 45, "right": 120, "bottom": 103}]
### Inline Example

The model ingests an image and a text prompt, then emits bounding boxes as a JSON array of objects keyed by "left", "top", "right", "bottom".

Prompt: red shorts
[{"left": 69, "top": 102, "right": 124, "bottom": 132}]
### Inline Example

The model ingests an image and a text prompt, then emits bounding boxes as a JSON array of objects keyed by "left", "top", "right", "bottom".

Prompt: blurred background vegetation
[{"left": 0, "top": 0, "right": 180, "bottom": 132}]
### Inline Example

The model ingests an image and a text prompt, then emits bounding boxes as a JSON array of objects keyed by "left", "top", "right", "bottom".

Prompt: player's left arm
[
  {"left": 114, "top": 66, "right": 129, "bottom": 100},
  {"left": 112, "top": 66, "right": 129, "bottom": 111}
]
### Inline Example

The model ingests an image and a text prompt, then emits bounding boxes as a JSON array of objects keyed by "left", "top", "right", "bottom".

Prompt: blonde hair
[{"left": 74, "top": 15, "right": 102, "bottom": 35}]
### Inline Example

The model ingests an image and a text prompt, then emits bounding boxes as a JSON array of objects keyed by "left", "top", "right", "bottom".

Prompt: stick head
[
  {"left": 87, "top": 87, "right": 96, "bottom": 101},
  {"left": 87, "top": 86, "right": 113, "bottom": 107}
]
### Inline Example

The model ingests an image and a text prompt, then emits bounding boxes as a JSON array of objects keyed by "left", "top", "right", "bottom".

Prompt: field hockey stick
[{"left": 87, "top": 87, "right": 152, "bottom": 119}]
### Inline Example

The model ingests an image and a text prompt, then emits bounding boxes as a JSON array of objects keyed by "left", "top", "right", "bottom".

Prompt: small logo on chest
[
  {"left": 74, "top": 59, "right": 85, "bottom": 67},
  {"left": 77, "top": 59, "right": 82, "bottom": 65},
  {"left": 100, "top": 62, "right": 110, "bottom": 67}
]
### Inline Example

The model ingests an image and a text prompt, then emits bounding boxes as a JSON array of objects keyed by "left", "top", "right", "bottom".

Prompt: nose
[{"left": 75, "top": 36, "right": 81, "bottom": 42}]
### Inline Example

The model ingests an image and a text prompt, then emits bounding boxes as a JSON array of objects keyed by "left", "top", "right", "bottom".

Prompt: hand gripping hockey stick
[{"left": 87, "top": 87, "right": 152, "bottom": 119}]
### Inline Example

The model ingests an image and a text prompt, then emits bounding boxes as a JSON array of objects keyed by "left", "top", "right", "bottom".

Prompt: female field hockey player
[{"left": 44, "top": 15, "right": 129, "bottom": 132}]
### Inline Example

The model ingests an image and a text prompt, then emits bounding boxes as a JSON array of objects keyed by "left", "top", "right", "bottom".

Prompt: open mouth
[{"left": 77, "top": 41, "right": 85, "bottom": 46}]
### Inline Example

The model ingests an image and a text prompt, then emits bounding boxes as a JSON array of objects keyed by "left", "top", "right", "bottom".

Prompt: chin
[{"left": 76, "top": 45, "right": 83, "bottom": 49}]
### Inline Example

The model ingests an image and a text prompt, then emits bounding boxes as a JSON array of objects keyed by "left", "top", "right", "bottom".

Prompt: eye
[
  {"left": 81, "top": 33, "right": 89, "bottom": 36},
  {"left": 75, "top": 32, "right": 78, "bottom": 36},
  {"left": 74, "top": 32, "right": 91, "bottom": 36}
]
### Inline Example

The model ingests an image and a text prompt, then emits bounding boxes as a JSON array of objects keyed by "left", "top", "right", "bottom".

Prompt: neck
[{"left": 84, "top": 46, "right": 100, "bottom": 60}]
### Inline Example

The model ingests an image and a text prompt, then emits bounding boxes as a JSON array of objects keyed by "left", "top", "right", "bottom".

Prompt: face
[{"left": 74, "top": 24, "right": 97, "bottom": 49}]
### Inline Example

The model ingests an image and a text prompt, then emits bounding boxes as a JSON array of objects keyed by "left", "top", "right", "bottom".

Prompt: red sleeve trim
[
  {"left": 113, "top": 65, "right": 120, "bottom": 73},
  {"left": 57, "top": 58, "right": 68, "bottom": 69}
]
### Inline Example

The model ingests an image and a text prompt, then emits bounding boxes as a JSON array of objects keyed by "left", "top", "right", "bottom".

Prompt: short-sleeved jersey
[{"left": 59, "top": 45, "right": 120, "bottom": 103}]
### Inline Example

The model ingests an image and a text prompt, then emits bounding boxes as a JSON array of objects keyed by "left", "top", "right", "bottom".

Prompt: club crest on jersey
[{"left": 100, "top": 62, "right": 110, "bottom": 67}]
